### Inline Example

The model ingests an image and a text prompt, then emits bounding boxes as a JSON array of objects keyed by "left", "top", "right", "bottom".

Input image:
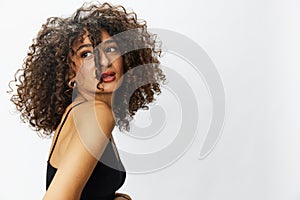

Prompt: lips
[{"left": 100, "top": 71, "right": 116, "bottom": 83}]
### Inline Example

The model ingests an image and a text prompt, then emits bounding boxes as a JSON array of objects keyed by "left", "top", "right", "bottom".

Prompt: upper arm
[{"left": 43, "top": 101, "right": 115, "bottom": 200}]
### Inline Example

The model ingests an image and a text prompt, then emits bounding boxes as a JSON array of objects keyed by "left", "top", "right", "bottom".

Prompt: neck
[
  {"left": 95, "top": 93, "right": 113, "bottom": 108},
  {"left": 73, "top": 92, "right": 113, "bottom": 108}
]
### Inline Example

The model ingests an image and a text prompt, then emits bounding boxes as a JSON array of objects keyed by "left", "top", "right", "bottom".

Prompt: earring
[{"left": 68, "top": 80, "right": 76, "bottom": 89}]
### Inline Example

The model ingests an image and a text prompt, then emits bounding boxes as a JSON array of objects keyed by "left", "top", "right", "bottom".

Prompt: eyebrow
[
  {"left": 75, "top": 44, "right": 93, "bottom": 53},
  {"left": 75, "top": 39, "right": 117, "bottom": 53},
  {"left": 102, "top": 39, "right": 117, "bottom": 45}
]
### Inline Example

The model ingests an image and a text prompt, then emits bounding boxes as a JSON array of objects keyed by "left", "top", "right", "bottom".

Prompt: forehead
[{"left": 72, "top": 29, "right": 113, "bottom": 50}]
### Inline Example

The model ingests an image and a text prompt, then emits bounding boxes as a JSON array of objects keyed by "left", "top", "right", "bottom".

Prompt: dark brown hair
[{"left": 9, "top": 2, "right": 166, "bottom": 136}]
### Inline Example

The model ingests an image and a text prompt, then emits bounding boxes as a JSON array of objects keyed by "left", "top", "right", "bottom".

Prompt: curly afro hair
[{"left": 9, "top": 2, "right": 166, "bottom": 136}]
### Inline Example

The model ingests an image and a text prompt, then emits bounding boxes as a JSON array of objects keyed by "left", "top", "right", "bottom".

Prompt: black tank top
[{"left": 46, "top": 102, "right": 126, "bottom": 200}]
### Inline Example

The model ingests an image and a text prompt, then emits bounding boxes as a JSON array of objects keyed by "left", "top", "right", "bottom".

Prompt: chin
[
  {"left": 103, "top": 80, "right": 121, "bottom": 92},
  {"left": 101, "top": 86, "right": 117, "bottom": 93}
]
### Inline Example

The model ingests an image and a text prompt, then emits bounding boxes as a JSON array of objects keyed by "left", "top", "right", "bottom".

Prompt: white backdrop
[{"left": 1, "top": 0, "right": 300, "bottom": 199}]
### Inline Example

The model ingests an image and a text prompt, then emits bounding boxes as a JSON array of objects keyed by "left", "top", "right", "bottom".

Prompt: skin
[
  {"left": 71, "top": 29, "right": 124, "bottom": 105},
  {"left": 43, "top": 30, "right": 128, "bottom": 200}
]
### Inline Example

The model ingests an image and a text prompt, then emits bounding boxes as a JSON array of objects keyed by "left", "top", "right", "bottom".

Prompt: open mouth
[{"left": 100, "top": 71, "right": 116, "bottom": 83}]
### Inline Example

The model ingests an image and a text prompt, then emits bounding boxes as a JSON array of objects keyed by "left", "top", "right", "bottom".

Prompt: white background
[{"left": 1, "top": 0, "right": 300, "bottom": 199}]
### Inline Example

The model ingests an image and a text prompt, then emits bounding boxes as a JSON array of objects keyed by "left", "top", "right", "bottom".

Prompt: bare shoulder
[
  {"left": 71, "top": 101, "right": 115, "bottom": 139},
  {"left": 43, "top": 101, "right": 114, "bottom": 199}
]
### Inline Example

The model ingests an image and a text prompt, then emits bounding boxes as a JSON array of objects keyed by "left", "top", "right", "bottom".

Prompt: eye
[
  {"left": 80, "top": 51, "right": 93, "bottom": 58},
  {"left": 106, "top": 46, "right": 119, "bottom": 53}
]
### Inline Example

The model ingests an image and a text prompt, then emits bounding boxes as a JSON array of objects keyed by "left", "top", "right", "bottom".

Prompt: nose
[
  {"left": 94, "top": 46, "right": 111, "bottom": 70},
  {"left": 100, "top": 50, "right": 110, "bottom": 68},
  {"left": 94, "top": 47, "right": 111, "bottom": 80}
]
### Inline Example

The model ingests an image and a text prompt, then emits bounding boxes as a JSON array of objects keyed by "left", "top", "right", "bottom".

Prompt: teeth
[
  {"left": 102, "top": 75, "right": 112, "bottom": 79},
  {"left": 101, "top": 73, "right": 115, "bottom": 79}
]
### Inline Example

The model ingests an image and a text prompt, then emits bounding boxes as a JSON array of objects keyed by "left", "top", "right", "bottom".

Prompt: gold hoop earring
[{"left": 68, "top": 80, "right": 76, "bottom": 89}]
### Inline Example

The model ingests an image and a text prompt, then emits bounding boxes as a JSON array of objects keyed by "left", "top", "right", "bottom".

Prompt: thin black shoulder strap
[{"left": 48, "top": 101, "right": 86, "bottom": 161}]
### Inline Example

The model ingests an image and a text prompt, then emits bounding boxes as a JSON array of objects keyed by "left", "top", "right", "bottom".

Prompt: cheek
[
  {"left": 116, "top": 58, "right": 124, "bottom": 75},
  {"left": 72, "top": 59, "right": 84, "bottom": 74}
]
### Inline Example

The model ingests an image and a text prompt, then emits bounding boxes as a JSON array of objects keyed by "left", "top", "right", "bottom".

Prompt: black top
[{"left": 46, "top": 103, "right": 126, "bottom": 200}]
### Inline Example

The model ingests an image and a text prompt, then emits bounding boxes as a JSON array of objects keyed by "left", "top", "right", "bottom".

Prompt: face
[{"left": 70, "top": 30, "right": 123, "bottom": 96}]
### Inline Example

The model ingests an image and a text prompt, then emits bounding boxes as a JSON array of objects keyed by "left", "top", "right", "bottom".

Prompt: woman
[{"left": 9, "top": 2, "right": 165, "bottom": 199}]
